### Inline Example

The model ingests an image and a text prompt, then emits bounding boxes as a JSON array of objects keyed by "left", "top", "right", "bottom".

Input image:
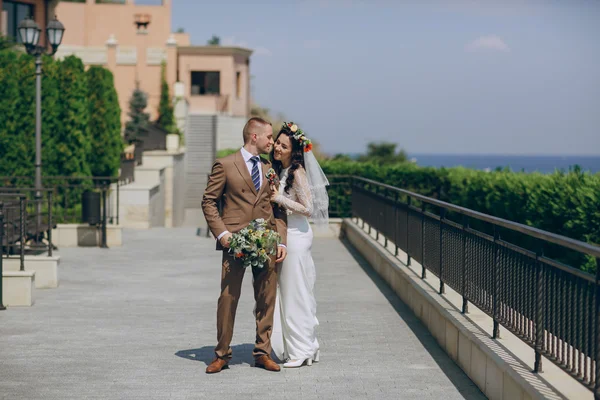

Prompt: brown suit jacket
[{"left": 202, "top": 150, "right": 287, "bottom": 250}]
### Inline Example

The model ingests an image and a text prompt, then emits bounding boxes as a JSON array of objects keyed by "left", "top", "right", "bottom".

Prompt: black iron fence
[
  {"left": 0, "top": 189, "right": 55, "bottom": 310},
  {"left": 120, "top": 155, "right": 135, "bottom": 184},
  {"left": 348, "top": 176, "right": 600, "bottom": 398},
  {"left": 0, "top": 188, "right": 55, "bottom": 258},
  {"left": 0, "top": 194, "right": 27, "bottom": 271},
  {"left": 0, "top": 176, "right": 122, "bottom": 225},
  {"left": 0, "top": 176, "right": 125, "bottom": 249},
  {"left": 325, "top": 175, "right": 352, "bottom": 218}
]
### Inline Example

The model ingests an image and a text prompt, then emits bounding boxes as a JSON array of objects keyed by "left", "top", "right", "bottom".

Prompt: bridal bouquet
[{"left": 229, "top": 218, "right": 281, "bottom": 268}]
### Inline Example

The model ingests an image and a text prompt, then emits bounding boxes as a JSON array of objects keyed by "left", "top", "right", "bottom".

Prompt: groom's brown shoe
[
  {"left": 254, "top": 355, "right": 280, "bottom": 372},
  {"left": 206, "top": 358, "right": 228, "bottom": 374}
]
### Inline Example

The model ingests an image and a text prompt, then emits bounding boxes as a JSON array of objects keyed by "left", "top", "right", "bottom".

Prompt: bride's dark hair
[{"left": 270, "top": 129, "right": 305, "bottom": 194}]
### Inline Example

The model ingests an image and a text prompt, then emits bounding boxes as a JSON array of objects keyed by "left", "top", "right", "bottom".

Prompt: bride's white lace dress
[{"left": 271, "top": 166, "right": 319, "bottom": 362}]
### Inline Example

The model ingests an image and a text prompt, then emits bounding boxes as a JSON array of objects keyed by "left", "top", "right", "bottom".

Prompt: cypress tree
[
  {"left": 124, "top": 85, "right": 150, "bottom": 144},
  {"left": 157, "top": 61, "right": 175, "bottom": 133},
  {"left": 0, "top": 50, "right": 21, "bottom": 177},
  {"left": 54, "top": 55, "right": 91, "bottom": 177},
  {"left": 86, "top": 66, "right": 122, "bottom": 177}
]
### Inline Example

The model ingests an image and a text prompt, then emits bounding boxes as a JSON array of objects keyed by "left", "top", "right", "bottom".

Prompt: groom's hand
[
  {"left": 276, "top": 245, "right": 287, "bottom": 263},
  {"left": 219, "top": 233, "right": 233, "bottom": 248}
]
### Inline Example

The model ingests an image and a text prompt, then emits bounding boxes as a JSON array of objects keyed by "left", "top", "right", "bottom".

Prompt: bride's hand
[{"left": 270, "top": 185, "right": 279, "bottom": 202}]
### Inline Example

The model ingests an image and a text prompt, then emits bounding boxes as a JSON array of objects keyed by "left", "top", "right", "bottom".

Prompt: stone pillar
[
  {"left": 106, "top": 35, "right": 118, "bottom": 73},
  {"left": 166, "top": 35, "right": 178, "bottom": 97}
]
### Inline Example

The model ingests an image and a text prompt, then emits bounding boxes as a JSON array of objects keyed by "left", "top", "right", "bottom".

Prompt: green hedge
[
  {"left": 0, "top": 51, "right": 121, "bottom": 180},
  {"left": 0, "top": 51, "right": 123, "bottom": 221},
  {"left": 321, "top": 160, "right": 600, "bottom": 272}
]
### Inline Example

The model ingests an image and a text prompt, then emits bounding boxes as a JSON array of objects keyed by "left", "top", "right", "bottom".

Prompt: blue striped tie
[{"left": 250, "top": 156, "right": 261, "bottom": 192}]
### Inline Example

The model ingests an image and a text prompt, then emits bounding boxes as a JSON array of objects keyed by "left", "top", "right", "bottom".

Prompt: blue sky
[{"left": 172, "top": 0, "right": 600, "bottom": 156}]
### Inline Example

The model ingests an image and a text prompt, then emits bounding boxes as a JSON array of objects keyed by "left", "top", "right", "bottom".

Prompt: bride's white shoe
[
  {"left": 283, "top": 358, "right": 313, "bottom": 368},
  {"left": 313, "top": 349, "right": 320, "bottom": 363}
]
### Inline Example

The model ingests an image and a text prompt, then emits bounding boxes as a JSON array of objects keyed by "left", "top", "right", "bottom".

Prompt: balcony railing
[{"left": 346, "top": 176, "right": 600, "bottom": 398}]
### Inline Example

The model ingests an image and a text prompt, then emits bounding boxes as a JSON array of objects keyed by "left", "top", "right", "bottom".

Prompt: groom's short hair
[{"left": 243, "top": 117, "right": 272, "bottom": 143}]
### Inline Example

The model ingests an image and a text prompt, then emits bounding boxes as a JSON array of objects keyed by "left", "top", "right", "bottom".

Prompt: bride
[{"left": 269, "top": 122, "right": 329, "bottom": 368}]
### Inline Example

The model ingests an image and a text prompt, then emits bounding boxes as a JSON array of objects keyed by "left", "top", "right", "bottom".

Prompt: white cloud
[{"left": 466, "top": 35, "right": 510, "bottom": 52}]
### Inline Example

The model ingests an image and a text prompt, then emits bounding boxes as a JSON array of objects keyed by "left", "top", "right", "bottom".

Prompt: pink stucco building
[
  {"left": 1, "top": 0, "right": 253, "bottom": 227},
  {"left": 1, "top": 1, "right": 252, "bottom": 121},
  {"left": 53, "top": 0, "right": 252, "bottom": 124}
]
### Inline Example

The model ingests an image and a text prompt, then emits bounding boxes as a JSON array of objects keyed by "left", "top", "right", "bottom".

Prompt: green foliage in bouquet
[{"left": 228, "top": 219, "right": 281, "bottom": 268}]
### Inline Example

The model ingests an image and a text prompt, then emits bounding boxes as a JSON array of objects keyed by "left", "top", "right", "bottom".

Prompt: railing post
[
  {"left": 493, "top": 226, "right": 501, "bottom": 339},
  {"left": 394, "top": 191, "right": 399, "bottom": 257},
  {"left": 406, "top": 196, "right": 411, "bottom": 265},
  {"left": 382, "top": 189, "right": 387, "bottom": 247},
  {"left": 371, "top": 186, "right": 375, "bottom": 238},
  {"left": 0, "top": 203, "right": 6, "bottom": 310},
  {"left": 439, "top": 208, "right": 446, "bottom": 295},
  {"left": 461, "top": 215, "right": 469, "bottom": 314},
  {"left": 47, "top": 190, "right": 53, "bottom": 257},
  {"left": 348, "top": 177, "right": 354, "bottom": 222},
  {"left": 595, "top": 257, "right": 600, "bottom": 398},
  {"left": 421, "top": 205, "right": 426, "bottom": 280},
  {"left": 34, "top": 191, "right": 42, "bottom": 247},
  {"left": 116, "top": 181, "right": 120, "bottom": 226},
  {"left": 534, "top": 247, "right": 545, "bottom": 373},
  {"left": 101, "top": 184, "right": 108, "bottom": 249},
  {"left": 19, "top": 196, "right": 25, "bottom": 271}
]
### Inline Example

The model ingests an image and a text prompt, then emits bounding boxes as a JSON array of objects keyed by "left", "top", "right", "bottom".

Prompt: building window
[
  {"left": 236, "top": 72, "right": 241, "bottom": 99},
  {"left": 2, "top": 1, "right": 35, "bottom": 43},
  {"left": 190, "top": 71, "right": 220, "bottom": 95}
]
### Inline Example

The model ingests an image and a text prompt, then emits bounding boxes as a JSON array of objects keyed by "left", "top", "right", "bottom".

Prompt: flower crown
[{"left": 281, "top": 121, "right": 313, "bottom": 153}]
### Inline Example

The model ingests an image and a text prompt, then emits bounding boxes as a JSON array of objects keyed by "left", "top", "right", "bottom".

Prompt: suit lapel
[{"left": 234, "top": 151, "right": 257, "bottom": 195}]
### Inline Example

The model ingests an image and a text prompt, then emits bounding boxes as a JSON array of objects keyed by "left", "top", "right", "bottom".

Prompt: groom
[{"left": 202, "top": 117, "right": 288, "bottom": 374}]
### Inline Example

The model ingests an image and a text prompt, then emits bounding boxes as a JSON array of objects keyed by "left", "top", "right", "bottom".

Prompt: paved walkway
[{"left": 0, "top": 228, "right": 484, "bottom": 400}]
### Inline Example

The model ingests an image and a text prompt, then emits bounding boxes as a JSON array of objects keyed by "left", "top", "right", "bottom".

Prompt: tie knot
[{"left": 251, "top": 156, "right": 260, "bottom": 164}]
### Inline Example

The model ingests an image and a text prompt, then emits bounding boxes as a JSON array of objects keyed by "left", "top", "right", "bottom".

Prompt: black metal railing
[
  {"left": 0, "top": 176, "right": 125, "bottom": 248},
  {"left": 120, "top": 155, "right": 136, "bottom": 184},
  {"left": 0, "top": 189, "right": 54, "bottom": 257},
  {"left": 0, "top": 176, "right": 122, "bottom": 225},
  {"left": 348, "top": 176, "right": 600, "bottom": 398},
  {"left": 0, "top": 200, "right": 7, "bottom": 310},
  {"left": 326, "top": 175, "right": 352, "bottom": 218},
  {"left": 0, "top": 194, "right": 27, "bottom": 271}
]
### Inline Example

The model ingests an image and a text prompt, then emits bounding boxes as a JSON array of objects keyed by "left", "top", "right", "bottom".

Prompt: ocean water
[{"left": 407, "top": 154, "right": 600, "bottom": 174}]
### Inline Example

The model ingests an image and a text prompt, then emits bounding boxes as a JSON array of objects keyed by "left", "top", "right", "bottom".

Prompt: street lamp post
[{"left": 18, "top": 16, "right": 64, "bottom": 246}]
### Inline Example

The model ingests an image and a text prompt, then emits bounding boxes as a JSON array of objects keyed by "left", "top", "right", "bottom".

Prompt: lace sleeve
[{"left": 274, "top": 167, "right": 313, "bottom": 217}]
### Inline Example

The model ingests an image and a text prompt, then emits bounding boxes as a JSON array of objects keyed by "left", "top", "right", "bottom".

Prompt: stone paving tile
[{"left": 0, "top": 228, "right": 484, "bottom": 400}]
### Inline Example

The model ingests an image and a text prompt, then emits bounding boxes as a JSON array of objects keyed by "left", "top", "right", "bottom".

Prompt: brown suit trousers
[{"left": 201, "top": 150, "right": 287, "bottom": 359}]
